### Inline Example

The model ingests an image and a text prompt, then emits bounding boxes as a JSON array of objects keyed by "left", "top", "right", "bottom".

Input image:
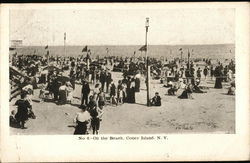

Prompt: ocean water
[{"left": 13, "top": 44, "right": 235, "bottom": 59}]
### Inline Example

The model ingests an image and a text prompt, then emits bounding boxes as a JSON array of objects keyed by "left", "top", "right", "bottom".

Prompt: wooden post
[{"left": 145, "top": 17, "right": 150, "bottom": 106}]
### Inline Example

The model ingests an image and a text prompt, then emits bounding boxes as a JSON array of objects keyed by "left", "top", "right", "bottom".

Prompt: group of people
[
  {"left": 9, "top": 50, "right": 235, "bottom": 134},
  {"left": 74, "top": 99, "right": 104, "bottom": 135},
  {"left": 163, "top": 59, "right": 235, "bottom": 99}
]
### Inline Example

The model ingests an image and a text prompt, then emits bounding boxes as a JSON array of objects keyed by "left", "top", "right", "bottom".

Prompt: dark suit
[
  {"left": 100, "top": 71, "right": 106, "bottom": 91},
  {"left": 81, "top": 82, "right": 90, "bottom": 105}
]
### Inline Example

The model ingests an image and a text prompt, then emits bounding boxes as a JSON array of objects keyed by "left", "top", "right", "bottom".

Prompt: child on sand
[
  {"left": 97, "top": 88, "right": 106, "bottom": 109},
  {"left": 89, "top": 106, "right": 104, "bottom": 135},
  {"left": 151, "top": 92, "right": 162, "bottom": 106}
]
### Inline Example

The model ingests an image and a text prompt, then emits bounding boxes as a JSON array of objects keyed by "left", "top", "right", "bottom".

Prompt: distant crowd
[{"left": 9, "top": 51, "right": 235, "bottom": 134}]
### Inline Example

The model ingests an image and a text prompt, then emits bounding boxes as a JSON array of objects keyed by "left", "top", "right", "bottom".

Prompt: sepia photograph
[
  {"left": 1, "top": 2, "right": 249, "bottom": 162},
  {"left": 8, "top": 7, "right": 236, "bottom": 135}
]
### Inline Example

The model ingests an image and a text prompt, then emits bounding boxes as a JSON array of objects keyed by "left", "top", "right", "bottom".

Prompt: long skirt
[
  {"left": 127, "top": 88, "right": 136, "bottom": 103},
  {"left": 59, "top": 90, "right": 67, "bottom": 104},
  {"left": 178, "top": 90, "right": 188, "bottom": 99},
  {"left": 135, "top": 78, "right": 140, "bottom": 92},
  {"left": 74, "top": 121, "right": 88, "bottom": 135},
  {"left": 214, "top": 77, "right": 223, "bottom": 88}
]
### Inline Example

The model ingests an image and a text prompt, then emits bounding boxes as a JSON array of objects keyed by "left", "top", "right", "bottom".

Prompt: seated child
[{"left": 151, "top": 92, "right": 161, "bottom": 106}]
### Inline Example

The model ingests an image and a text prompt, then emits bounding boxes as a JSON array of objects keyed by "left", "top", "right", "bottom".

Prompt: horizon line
[{"left": 18, "top": 43, "right": 235, "bottom": 47}]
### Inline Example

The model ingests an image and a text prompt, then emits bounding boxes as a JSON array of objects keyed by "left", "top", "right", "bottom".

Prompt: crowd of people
[{"left": 9, "top": 50, "right": 236, "bottom": 134}]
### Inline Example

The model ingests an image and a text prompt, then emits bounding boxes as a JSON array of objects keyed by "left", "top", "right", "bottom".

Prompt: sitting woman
[
  {"left": 178, "top": 84, "right": 193, "bottom": 99},
  {"left": 192, "top": 79, "right": 207, "bottom": 93},
  {"left": 227, "top": 81, "right": 235, "bottom": 95},
  {"left": 168, "top": 82, "right": 180, "bottom": 95},
  {"left": 163, "top": 81, "right": 174, "bottom": 88},
  {"left": 150, "top": 92, "right": 161, "bottom": 106}
]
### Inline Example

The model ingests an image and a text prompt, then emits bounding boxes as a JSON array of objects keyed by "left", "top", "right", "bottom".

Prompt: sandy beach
[{"left": 9, "top": 70, "right": 235, "bottom": 135}]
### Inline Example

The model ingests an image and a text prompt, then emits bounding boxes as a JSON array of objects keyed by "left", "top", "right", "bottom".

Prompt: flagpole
[
  {"left": 64, "top": 32, "right": 66, "bottom": 57},
  {"left": 188, "top": 49, "right": 190, "bottom": 69},
  {"left": 145, "top": 17, "right": 150, "bottom": 106},
  {"left": 181, "top": 50, "right": 183, "bottom": 61}
]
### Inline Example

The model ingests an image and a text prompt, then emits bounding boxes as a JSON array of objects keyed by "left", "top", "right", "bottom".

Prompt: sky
[{"left": 10, "top": 8, "right": 235, "bottom": 46}]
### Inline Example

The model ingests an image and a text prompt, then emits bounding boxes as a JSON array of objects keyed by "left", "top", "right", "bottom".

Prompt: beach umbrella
[
  {"left": 43, "top": 65, "right": 61, "bottom": 72},
  {"left": 90, "top": 62, "right": 101, "bottom": 68},
  {"left": 57, "top": 76, "right": 71, "bottom": 83},
  {"left": 164, "top": 63, "right": 176, "bottom": 68}
]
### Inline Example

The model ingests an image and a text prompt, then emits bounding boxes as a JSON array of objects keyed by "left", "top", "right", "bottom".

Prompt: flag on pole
[
  {"left": 139, "top": 45, "right": 147, "bottom": 51},
  {"left": 82, "top": 46, "right": 88, "bottom": 52},
  {"left": 188, "top": 49, "right": 190, "bottom": 58},
  {"left": 9, "top": 47, "right": 16, "bottom": 51},
  {"left": 45, "top": 45, "right": 48, "bottom": 49},
  {"left": 64, "top": 32, "right": 66, "bottom": 41}
]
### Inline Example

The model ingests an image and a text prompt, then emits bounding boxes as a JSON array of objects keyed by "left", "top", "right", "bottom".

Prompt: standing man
[
  {"left": 100, "top": 70, "right": 106, "bottom": 92},
  {"left": 190, "top": 65, "right": 195, "bottom": 85},
  {"left": 210, "top": 65, "right": 214, "bottom": 80},
  {"left": 106, "top": 70, "right": 112, "bottom": 93},
  {"left": 203, "top": 66, "right": 208, "bottom": 80},
  {"left": 81, "top": 80, "right": 90, "bottom": 106},
  {"left": 196, "top": 67, "right": 202, "bottom": 81}
]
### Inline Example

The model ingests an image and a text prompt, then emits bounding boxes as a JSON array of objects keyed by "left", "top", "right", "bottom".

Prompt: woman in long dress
[
  {"left": 73, "top": 105, "right": 91, "bottom": 135},
  {"left": 134, "top": 73, "right": 141, "bottom": 92},
  {"left": 128, "top": 80, "right": 136, "bottom": 103},
  {"left": 214, "top": 66, "right": 223, "bottom": 89},
  {"left": 178, "top": 84, "right": 193, "bottom": 99},
  {"left": 59, "top": 82, "right": 67, "bottom": 104}
]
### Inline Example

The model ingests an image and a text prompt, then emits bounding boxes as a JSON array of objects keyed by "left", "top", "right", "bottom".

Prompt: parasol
[
  {"left": 164, "top": 63, "right": 177, "bottom": 68},
  {"left": 43, "top": 65, "right": 61, "bottom": 72},
  {"left": 57, "top": 75, "right": 71, "bottom": 83}
]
